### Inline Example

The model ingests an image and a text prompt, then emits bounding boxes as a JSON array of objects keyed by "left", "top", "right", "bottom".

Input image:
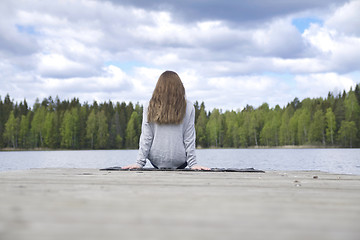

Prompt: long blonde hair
[{"left": 147, "top": 71, "right": 187, "bottom": 124}]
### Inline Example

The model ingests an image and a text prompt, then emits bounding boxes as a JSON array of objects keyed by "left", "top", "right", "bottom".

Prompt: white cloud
[
  {"left": 326, "top": 0, "right": 360, "bottom": 36},
  {"left": 203, "top": 75, "right": 292, "bottom": 110},
  {"left": 272, "top": 57, "right": 327, "bottom": 73},
  {"left": 303, "top": 22, "right": 360, "bottom": 73},
  {"left": 252, "top": 19, "right": 305, "bottom": 58},
  {"left": 303, "top": 24, "right": 336, "bottom": 53},
  {"left": 0, "top": 0, "right": 359, "bottom": 110},
  {"left": 295, "top": 72, "right": 356, "bottom": 98},
  {"left": 130, "top": 67, "right": 163, "bottom": 100},
  {"left": 37, "top": 53, "right": 91, "bottom": 78},
  {"left": 42, "top": 65, "right": 132, "bottom": 93}
]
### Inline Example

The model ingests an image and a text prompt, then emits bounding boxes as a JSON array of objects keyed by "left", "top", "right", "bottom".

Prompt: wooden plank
[{"left": 0, "top": 168, "right": 359, "bottom": 240}]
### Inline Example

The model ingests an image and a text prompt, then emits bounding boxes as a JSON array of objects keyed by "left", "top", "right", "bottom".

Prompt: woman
[{"left": 122, "top": 71, "right": 209, "bottom": 170}]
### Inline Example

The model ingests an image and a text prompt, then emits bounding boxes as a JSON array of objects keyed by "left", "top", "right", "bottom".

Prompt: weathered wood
[{"left": 0, "top": 168, "right": 359, "bottom": 240}]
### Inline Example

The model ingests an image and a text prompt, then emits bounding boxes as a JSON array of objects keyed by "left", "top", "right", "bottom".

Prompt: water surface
[{"left": 0, "top": 149, "right": 359, "bottom": 175}]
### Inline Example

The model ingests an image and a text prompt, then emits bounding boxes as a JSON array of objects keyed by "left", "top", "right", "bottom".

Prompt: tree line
[
  {"left": 0, "top": 96, "right": 143, "bottom": 150},
  {"left": 1, "top": 84, "right": 360, "bottom": 150}
]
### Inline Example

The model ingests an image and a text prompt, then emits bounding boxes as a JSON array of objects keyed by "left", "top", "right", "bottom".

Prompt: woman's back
[
  {"left": 145, "top": 100, "right": 196, "bottom": 168},
  {"left": 122, "top": 71, "right": 209, "bottom": 171}
]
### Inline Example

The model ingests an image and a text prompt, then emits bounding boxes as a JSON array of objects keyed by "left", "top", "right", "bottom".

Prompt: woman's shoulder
[
  {"left": 186, "top": 100, "right": 194, "bottom": 108},
  {"left": 185, "top": 100, "right": 195, "bottom": 117},
  {"left": 143, "top": 101, "right": 149, "bottom": 110},
  {"left": 143, "top": 101, "right": 149, "bottom": 108},
  {"left": 186, "top": 100, "right": 195, "bottom": 111}
]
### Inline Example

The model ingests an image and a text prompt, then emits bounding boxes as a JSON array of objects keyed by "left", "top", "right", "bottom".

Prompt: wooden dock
[{"left": 0, "top": 168, "right": 359, "bottom": 240}]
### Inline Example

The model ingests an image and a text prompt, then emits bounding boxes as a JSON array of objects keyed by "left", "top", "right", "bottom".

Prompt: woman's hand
[
  {"left": 122, "top": 164, "right": 142, "bottom": 169},
  {"left": 190, "top": 165, "right": 211, "bottom": 171}
]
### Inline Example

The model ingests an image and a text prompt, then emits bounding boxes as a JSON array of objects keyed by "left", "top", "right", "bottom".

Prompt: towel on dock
[{"left": 100, "top": 167, "right": 264, "bottom": 172}]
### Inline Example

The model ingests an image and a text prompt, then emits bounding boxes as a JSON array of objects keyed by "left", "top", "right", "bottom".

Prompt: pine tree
[
  {"left": 333, "top": 95, "right": 346, "bottom": 134},
  {"left": 289, "top": 109, "right": 300, "bottom": 145},
  {"left": 4, "top": 111, "right": 19, "bottom": 148},
  {"left": 96, "top": 110, "right": 109, "bottom": 149},
  {"left": 355, "top": 84, "right": 360, "bottom": 104},
  {"left": 223, "top": 111, "right": 238, "bottom": 148},
  {"left": 344, "top": 91, "right": 360, "bottom": 122},
  {"left": 0, "top": 94, "right": 14, "bottom": 148},
  {"left": 344, "top": 91, "right": 360, "bottom": 146},
  {"left": 239, "top": 109, "right": 252, "bottom": 147},
  {"left": 116, "top": 102, "right": 127, "bottom": 148},
  {"left": 109, "top": 111, "right": 120, "bottom": 149},
  {"left": 60, "top": 108, "right": 79, "bottom": 149},
  {"left": 338, "top": 121, "right": 357, "bottom": 147},
  {"left": 43, "top": 112, "right": 55, "bottom": 148},
  {"left": 30, "top": 106, "right": 46, "bottom": 148},
  {"left": 195, "top": 103, "right": 208, "bottom": 148},
  {"left": 19, "top": 113, "right": 31, "bottom": 148},
  {"left": 249, "top": 113, "right": 258, "bottom": 146},
  {"left": 325, "top": 108, "right": 336, "bottom": 145},
  {"left": 279, "top": 106, "right": 294, "bottom": 145},
  {"left": 297, "top": 109, "right": 311, "bottom": 145},
  {"left": 125, "top": 111, "right": 140, "bottom": 149},
  {"left": 260, "top": 106, "right": 280, "bottom": 146},
  {"left": 206, "top": 109, "right": 222, "bottom": 147},
  {"left": 86, "top": 110, "right": 97, "bottom": 149},
  {"left": 78, "top": 105, "right": 89, "bottom": 148},
  {"left": 260, "top": 120, "right": 272, "bottom": 146},
  {"left": 309, "top": 110, "right": 325, "bottom": 145},
  {"left": 271, "top": 106, "right": 282, "bottom": 146}
]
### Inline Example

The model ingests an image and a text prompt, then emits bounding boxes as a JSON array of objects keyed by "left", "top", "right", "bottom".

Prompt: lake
[{"left": 0, "top": 149, "right": 359, "bottom": 175}]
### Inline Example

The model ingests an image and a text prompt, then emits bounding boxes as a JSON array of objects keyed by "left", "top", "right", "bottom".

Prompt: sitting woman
[{"left": 122, "top": 70, "right": 209, "bottom": 170}]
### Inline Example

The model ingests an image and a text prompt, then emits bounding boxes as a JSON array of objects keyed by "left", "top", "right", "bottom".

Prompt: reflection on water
[{"left": 0, "top": 149, "right": 359, "bottom": 175}]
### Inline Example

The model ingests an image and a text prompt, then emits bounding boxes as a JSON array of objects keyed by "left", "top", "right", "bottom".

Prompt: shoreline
[{"left": 0, "top": 145, "right": 353, "bottom": 152}]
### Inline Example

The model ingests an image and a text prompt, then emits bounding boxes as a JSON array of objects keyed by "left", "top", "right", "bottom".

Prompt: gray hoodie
[{"left": 136, "top": 100, "right": 197, "bottom": 168}]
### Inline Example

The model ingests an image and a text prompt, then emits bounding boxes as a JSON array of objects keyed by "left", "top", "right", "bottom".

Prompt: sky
[{"left": 1, "top": 0, "right": 360, "bottom": 111}]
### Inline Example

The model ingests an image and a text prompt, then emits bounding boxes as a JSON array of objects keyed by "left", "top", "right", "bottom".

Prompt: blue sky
[
  {"left": 0, "top": 0, "right": 359, "bottom": 111},
  {"left": 292, "top": 18, "right": 323, "bottom": 33}
]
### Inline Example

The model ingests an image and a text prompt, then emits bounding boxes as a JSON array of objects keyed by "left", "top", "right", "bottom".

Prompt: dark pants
[{"left": 151, "top": 161, "right": 188, "bottom": 169}]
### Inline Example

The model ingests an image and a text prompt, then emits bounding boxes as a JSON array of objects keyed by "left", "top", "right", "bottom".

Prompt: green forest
[{"left": 1, "top": 83, "right": 360, "bottom": 150}]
